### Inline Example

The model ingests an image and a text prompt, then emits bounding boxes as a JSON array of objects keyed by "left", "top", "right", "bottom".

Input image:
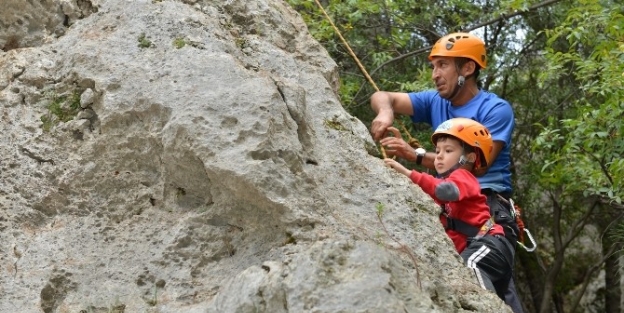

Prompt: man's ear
[{"left": 463, "top": 61, "right": 476, "bottom": 77}]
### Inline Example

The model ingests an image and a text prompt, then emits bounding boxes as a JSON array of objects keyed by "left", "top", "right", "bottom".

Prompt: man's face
[{"left": 430, "top": 56, "right": 458, "bottom": 98}]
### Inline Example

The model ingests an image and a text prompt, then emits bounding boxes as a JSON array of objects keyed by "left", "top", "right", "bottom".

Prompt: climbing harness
[
  {"left": 441, "top": 205, "right": 495, "bottom": 240},
  {"left": 440, "top": 195, "right": 537, "bottom": 253}
]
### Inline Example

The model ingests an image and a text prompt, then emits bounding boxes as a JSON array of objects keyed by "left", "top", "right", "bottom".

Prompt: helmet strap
[
  {"left": 437, "top": 163, "right": 461, "bottom": 178},
  {"left": 437, "top": 150, "right": 475, "bottom": 178},
  {"left": 458, "top": 154, "right": 475, "bottom": 169},
  {"left": 458, "top": 154, "right": 468, "bottom": 165},
  {"left": 445, "top": 76, "right": 463, "bottom": 101},
  {"left": 444, "top": 59, "right": 477, "bottom": 101}
]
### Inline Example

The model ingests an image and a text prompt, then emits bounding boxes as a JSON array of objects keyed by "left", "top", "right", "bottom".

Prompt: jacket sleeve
[
  {"left": 410, "top": 169, "right": 480, "bottom": 203},
  {"left": 443, "top": 170, "right": 482, "bottom": 201},
  {"left": 409, "top": 170, "right": 443, "bottom": 201}
]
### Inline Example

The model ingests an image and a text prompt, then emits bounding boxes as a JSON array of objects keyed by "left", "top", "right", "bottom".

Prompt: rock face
[{"left": 0, "top": 0, "right": 511, "bottom": 312}]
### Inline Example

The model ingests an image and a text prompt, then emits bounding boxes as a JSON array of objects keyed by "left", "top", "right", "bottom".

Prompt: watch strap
[{"left": 415, "top": 150, "right": 424, "bottom": 165}]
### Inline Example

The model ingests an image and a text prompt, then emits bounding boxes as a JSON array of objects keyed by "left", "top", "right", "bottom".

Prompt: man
[{"left": 370, "top": 32, "right": 523, "bottom": 313}]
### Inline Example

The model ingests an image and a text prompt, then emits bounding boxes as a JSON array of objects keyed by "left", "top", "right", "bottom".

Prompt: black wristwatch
[{"left": 415, "top": 148, "right": 426, "bottom": 165}]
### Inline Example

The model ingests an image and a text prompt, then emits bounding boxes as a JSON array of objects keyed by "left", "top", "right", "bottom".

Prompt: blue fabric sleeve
[
  {"left": 408, "top": 91, "right": 439, "bottom": 125},
  {"left": 480, "top": 100, "right": 514, "bottom": 146}
]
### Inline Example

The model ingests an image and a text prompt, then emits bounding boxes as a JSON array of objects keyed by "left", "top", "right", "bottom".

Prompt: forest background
[{"left": 286, "top": 0, "right": 624, "bottom": 312}]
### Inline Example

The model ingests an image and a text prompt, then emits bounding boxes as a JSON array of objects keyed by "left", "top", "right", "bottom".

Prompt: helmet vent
[{"left": 428, "top": 32, "right": 487, "bottom": 69}]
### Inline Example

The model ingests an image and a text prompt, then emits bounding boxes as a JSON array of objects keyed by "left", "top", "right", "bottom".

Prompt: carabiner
[{"left": 517, "top": 228, "right": 537, "bottom": 252}]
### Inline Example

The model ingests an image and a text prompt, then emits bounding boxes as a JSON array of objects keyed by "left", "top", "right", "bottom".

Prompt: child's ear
[{"left": 467, "top": 152, "right": 477, "bottom": 163}]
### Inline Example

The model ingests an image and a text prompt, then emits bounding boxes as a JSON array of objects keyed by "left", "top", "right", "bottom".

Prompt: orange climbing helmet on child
[{"left": 431, "top": 117, "right": 494, "bottom": 171}]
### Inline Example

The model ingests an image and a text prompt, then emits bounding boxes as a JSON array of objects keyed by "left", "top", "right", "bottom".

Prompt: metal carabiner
[
  {"left": 508, "top": 197, "right": 517, "bottom": 218},
  {"left": 517, "top": 228, "right": 537, "bottom": 252}
]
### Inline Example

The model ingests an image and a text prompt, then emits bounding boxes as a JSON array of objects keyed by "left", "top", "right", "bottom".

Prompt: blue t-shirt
[{"left": 408, "top": 90, "right": 515, "bottom": 193}]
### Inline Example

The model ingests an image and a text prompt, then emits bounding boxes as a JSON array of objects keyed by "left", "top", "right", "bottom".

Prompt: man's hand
[
  {"left": 379, "top": 127, "right": 416, "bottom": 161},
  {"left": 370, "top": 91, "right": 413, "bottom": 141},
  {"left": 370, "top": 111, "right": 394, "bottom": 142}
]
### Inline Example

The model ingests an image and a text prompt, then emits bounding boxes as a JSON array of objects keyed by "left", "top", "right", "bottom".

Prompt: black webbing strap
[
  {"left": 444, "top": 215, "right": 478, "bottom": 236},
  {"left": 441, "top": 204, "right": 494, "bottom": 239}
]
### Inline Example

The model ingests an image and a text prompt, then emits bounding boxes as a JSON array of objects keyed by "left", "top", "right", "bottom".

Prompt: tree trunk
[
  {"left": 603, "top": 230, "right": 622, "bottom": 313},
  {"left": 540, "top": 256, "right": 564, "bottom": 313},
  {"left": 517, "top": 242, "right": 543, "bottom": 312}
]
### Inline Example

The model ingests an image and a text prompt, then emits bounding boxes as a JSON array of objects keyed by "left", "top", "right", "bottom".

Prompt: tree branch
[
  {"left": 562, "top": 199, "right": 599, "bottom": 251},
  {"left": 568, "top": 243, "right": 618, "bottom": 313},
  {"left": 368, "top": 0, "right": 564, "bottom": 78},
  {"left": 598, "top": 196, "right": 624, "bottom": 210}
]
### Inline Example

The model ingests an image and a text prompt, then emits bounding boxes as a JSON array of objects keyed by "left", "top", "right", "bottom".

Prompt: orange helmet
[
  {"left": 431, "top": 118, "right": 494, "bottom": 169},
  {"left": 429, "top": 32, "right": 487, "bottom": 69}
]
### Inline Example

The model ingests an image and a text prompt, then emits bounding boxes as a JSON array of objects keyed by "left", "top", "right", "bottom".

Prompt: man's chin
[
  {"left": 436, "top": 87, "right": 448, "bottom": 96},
  {"left": 438, "top": 91, "right": 451, "bottom": 100}
]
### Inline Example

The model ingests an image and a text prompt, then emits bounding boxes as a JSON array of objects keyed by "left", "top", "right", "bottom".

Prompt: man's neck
[{"left": 450, "top": 85, "right": 480, "bottom": 106}]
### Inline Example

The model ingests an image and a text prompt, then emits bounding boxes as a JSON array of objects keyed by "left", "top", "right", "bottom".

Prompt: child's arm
[
  {"left": 409, "top": 170, "right": 441, "bottom": 200},
  {"left": 410, "top": 169, "right": 476, "bottom": 203},
  {"left": 435, "top": 182, "right": 460, "bottom": 201},
  {"left": 384, "top": 158, "right": 411, "bottom": 176},
  {"left": 385, "top": 159, "right": 466, "bottom": 203}
]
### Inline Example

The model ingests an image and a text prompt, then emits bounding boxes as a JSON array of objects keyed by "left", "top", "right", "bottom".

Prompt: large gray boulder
[{"left": 0, "top": 0, "right": 511, "bottom": 312}]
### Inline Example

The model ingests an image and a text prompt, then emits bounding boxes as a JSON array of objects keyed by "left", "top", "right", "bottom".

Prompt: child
[{"left": 384, "top": 117, "right": 514, "bottom": 302}]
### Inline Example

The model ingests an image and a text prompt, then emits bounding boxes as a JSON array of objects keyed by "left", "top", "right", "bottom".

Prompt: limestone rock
[{"left": 0, "top": 0, "right": 511, "bottom": 312}]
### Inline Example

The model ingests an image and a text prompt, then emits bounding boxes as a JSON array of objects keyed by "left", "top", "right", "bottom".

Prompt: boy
[{"left": 384, "top": 118, "right": 514, "bottom": 302}]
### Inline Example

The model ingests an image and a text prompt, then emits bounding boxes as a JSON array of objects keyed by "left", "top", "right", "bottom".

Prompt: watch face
[{"left": 416, "top": 148, "right": 426, "bottom": 155}]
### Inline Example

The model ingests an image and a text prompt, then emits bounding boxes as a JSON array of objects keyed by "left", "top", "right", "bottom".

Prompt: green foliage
[
  {"left": 286, "top": 0, "right": 437, "bottom": 123},
  {"left": 524, "top": 1, "right": 624, "bottom": 310},
  {"left": 286, "top": 0, "right": 522, "bottom": 137},
  {"left": 40, "top": 91, "right": 82, "bottom": 132},
  {"left": 173, "top": 37, "right": 186, "bottom": 49},
  {"left": 375, "top": 202, "right": 384, "bottom": 218},
  {"left": 535, "top": 0, "right": 624, "bottom": 206},
  {"left": 137, "top": 33, "right": 152, "bottom": 48},
  {"left": 323, "top": 117, "right": 347, "bottom": 131},
  {"left": 145, "top": 285, "right": 158, "bottom": 306},
  {"left": 235, "top": 37, "right": 248, "bottom": 49}
]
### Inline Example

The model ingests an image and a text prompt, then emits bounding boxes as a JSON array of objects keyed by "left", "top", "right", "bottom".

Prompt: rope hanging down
[{"left": 312, "top": 0, "right": 421, "bottom": 156}]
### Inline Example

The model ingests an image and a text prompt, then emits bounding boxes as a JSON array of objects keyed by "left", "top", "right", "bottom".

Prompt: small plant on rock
[
  {"left": 40, "top": 91, "right": 82, "bottom": 132},
  {"left": 138, "top": 33, "right": 152, "bottom": 48},
  {"left": 173, "top": 37, "right": 186, "bottom": 49},
  {"left": 375, "top": 202, "right": 422, "bottom": 290}
]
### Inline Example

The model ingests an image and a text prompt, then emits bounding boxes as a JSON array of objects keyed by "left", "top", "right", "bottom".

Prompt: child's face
[{"left": 434, "top": 137, "right": 465, "bottom": 174}]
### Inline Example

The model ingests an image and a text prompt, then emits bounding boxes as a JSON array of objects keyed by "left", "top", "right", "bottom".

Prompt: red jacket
[{"left": 410, "top": 168, "right": 504, "bottom": 253}]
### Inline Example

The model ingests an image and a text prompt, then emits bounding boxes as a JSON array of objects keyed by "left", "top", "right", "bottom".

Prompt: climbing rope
[{"left": 312, "top": 0, "right": 422, "bottom": 157}]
